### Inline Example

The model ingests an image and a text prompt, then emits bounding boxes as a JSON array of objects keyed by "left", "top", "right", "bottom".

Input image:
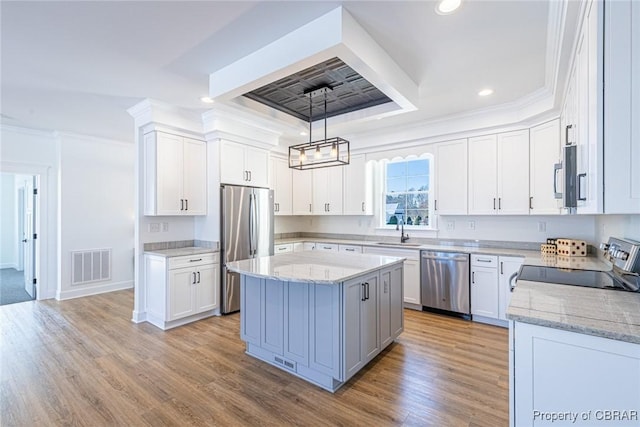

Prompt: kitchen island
[{"left": 226, "top": 251, "right": 405, "bottom": 392}]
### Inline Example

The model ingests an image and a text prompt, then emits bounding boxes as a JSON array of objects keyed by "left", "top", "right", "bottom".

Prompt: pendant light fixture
[{"left": 288, "top": 85, "right": 350, "bottom": 170}]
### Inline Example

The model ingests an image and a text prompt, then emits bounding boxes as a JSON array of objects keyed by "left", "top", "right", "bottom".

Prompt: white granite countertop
[
  {"left": 144, "top": 247, "right": 218, "bottom": 258},
  {"left": 507, "top": 280, "right": 640, "bottom": 344},
  {"left": 226, "top": 251, "right": 405, "bottom": 284}
]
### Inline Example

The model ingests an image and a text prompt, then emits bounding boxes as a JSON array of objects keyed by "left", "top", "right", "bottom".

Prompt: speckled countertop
[
  {"left": 144, "top": 247, "right": 218, "bottom": 258},
  {"left": 507, "top": 280, "right": 640, "bottom": 344},
  {"left": 226, "top": 251, "right": 404, "bottom": 284}
]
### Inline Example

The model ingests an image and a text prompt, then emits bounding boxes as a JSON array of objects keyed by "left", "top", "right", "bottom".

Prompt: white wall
[
  {"left": 0, "top": 125, "right": 58, "bottom": 299},
  {"left": 596, "top": 215, "right": 640, "bottom": 244},
  {"left": 0, "top": 173, "right": 16, "bottom": 268},
  {"left": 57, "top": 133, "right": 135, "bottom": 299}
]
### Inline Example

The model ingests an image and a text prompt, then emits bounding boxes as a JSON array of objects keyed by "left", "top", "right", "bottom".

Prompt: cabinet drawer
[
  {"left": 275, "top": 243, "right": 293, "bottom": 254},
  {"left": 168, "top": 253, "right": 217, "bottom": 269},
  {"left": 339, "top": 245, "right": 362, "bottom": 254},
  {"left": 316, "top": 243, "right": 339, "bottom": 252},
  {"left": 471, "top": 254, "right": 498, "bottom": 268}
]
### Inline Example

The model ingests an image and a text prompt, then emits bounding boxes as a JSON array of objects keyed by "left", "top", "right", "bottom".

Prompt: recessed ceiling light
[
  {"left": 436, "top": 0, "right": 462, "bottom": 15},
  {"left": 478, "top": 88, "right": 494, "bottom": 97},
  {"left": 200, "top": 96, "right": 214, "bottom": 104}
]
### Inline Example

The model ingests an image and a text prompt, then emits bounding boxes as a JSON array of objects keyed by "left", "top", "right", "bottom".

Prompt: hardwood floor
[{"left": 0, "top": 290, "right": 509, "bottom": 426}]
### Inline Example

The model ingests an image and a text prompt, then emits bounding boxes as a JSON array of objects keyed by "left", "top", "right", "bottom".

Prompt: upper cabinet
[
  {"left": 468, "top": 131, "right": 529, "bottom": 215},
  {"left": 144, "top": 131, "right": 207, "bottom": 216},
  {"left": 312, "top": 167, "right": 343, "bottom": 215},
  {"left": 529, "top": 119, "right": 562, "bottom": 215},
  {"left": 435, "top": 139, "right": 468, "bottom": 215},
  {"left": 604, "top": 0, "right": 640, "bottom": 213},
  {"left": 292, "top": 169, "right": 313, "bottom": 215},
  {"left": 270, "top": 157, "right": 292, "bottom": 215},
  {"left": 220, "top": 141, "right": 269, "bottom": 188},
  {"left": 343, "top": 155, "right": 373, "bottom": 215}
]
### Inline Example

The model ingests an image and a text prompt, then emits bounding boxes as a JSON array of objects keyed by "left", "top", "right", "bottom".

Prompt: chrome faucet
[{"left": 396, "top": 218, "right": 410, "bottom": 243}]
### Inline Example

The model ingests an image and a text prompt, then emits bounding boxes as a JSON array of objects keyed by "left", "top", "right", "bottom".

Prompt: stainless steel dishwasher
[{"left": 421, "top": 250, "right": 470, "bottom": 316}]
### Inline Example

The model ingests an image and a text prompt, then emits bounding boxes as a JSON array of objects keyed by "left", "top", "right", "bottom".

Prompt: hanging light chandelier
[{"left": 288, "top": 85, "right": 350, "bottom": 170}]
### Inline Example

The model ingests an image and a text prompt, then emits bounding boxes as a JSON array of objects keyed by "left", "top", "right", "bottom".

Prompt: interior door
[{"left": 22, "top": 177, "right": 35, "bottom": 298}]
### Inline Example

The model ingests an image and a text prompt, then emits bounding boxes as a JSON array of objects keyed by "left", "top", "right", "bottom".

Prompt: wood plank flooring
[{"left": 0, "top": 290, "right": 509, "bottom": 426}]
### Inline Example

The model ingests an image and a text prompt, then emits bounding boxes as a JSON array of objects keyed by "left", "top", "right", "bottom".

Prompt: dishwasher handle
[{"left": 421, "top": 253, "right": 469, "bottom": 262}]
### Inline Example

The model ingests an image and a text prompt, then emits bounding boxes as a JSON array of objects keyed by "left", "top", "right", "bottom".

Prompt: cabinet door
[
  {"left": 468, "top": 135, "right": 498, "bottom": 214},
  {"left": 220, "top": 141, "right": 247, "bottom": 185},
  {"left": 362, "top": 275, "right": 379, "bottom": 362},
  {"left": 344, "top": 277, "right": 365, "bottom": 379},
  {"left": 312, "top": 168, "right": 330, "bottom": 215},
  {"left": 604, "top": 0, "right": 640, "bottom": 213},
  {"left": 302, "top": 242, "right": 316, "bottom": 251},
  {"left": 245, "top": 147, "right": 269, "bottom": 187},
  {"left": 379, "top": 269, "right": 392, "bottom": 348},
  {"left": 241, "top": 275, "right": 261, "bottom": 345},
  {"left": 182, "top": 137, "right": 207, "bottom": 215},
  {"left": 435, "top": 139, "right": 468, "bottom": 215},
  {"left": 310, "top": 282, "right": 341, "bottom": 379},
  {"left": 292, "top": 169, "right": 313, "bottom": 215},
  {"left": 529, "top": 120, "right": 561, "bottom": 214},
  {"left": 168, "top": 267, "right": 196, "bottom": 321},
  {"left": 271, "top": 157, "right": 292, "bottom": 215},
  {"left": 403, "top": 259, "right": 420, "bottom": 306},
  {"left": 498, "top": 257, "right": 523, "bottom": 321},
  {"left": 326, "top": 167, "right": 343, "bottom": 214},
  {"left": 343, "top": 155, "right": 372, "bottom": 215},
  {"left": 471, "top": 266, "right": 499, "bottom": 318},
  {"left": 497, "top": 130, "right": 530, "bottom": 215},
  {"left": 389, "top": 264, "right": 404, "bottom": 338},
  {"left": 261, "top": 278, "right": 284, "bottom": 355},
  {"left": 283, "top": 281, "right": 309, "bottom": 365},
  {"left": 194, "top": 263, "right": 218, "bottom": 313},
  {"left": 156, "top": 133, "right": 184, "bottom": 215}
]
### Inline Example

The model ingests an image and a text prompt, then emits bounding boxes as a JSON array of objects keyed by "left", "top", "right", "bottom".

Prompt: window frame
[{"left": 380, "top": 154, "right": 434, "bottom": 230}]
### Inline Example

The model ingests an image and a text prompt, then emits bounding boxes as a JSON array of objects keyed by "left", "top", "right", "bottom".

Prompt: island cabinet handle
[
  {"left": 365, "top": 282, "right": 370, "bottom": 300},
  {"left": 361, "top": 283, "right": 366, "bottom": 301},
  {"left": 192, "top": 272, "right": 197, "bottom": 284},
  {"left": 500, "top": 261, "right": 504, "bottom": 275}
]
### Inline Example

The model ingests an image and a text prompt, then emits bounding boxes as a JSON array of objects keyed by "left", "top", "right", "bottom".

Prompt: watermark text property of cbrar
[{"left": 533, "top": 410, "right": 638, "bottom": 423}]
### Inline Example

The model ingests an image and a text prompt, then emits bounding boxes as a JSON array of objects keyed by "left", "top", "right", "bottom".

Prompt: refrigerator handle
[
  {"left": 252, "top": 191, "right": 259, "bottom": 255},
  {"left": 248, "top": 193, "right": 254, "bottom": 256}
]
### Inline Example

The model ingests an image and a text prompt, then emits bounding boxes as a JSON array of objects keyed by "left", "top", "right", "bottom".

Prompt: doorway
[{"left": 0, "top": 173, "right": 37, "bottom": 306}]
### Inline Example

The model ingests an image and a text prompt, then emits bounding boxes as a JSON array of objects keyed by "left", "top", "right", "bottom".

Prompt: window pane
[
  {"left": 407, "top": 159, "right": 429, "bottom": 176},
  {"left": 386, "top": 162, "right": 406, "bottom": 178},
  {"left": 387, "top": 177, "right": 406, "bottom": 193},
  {"left": 407, "top": 175, "right": 429, "bottom": 192},
  {"left": 385, "top": 193, "right": 405, "bottom": 224}
]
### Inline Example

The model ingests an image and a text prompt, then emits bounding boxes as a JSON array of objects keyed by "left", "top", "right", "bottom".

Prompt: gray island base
[{"left": 226, "top": 251, "right": 405, "bottom": 392}]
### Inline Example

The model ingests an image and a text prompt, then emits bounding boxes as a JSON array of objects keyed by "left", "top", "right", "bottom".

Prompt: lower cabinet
[
  {"left": 471, "top": 254, "right": 523, "bottom": 327},
  {"left": 511, "top": 321, "right": 640, "bottom": 427},
  {"left": 239, "top": 263, "right": 404, "bottom": 392},
  {"left": 145, "top": 252, "right": 219, "bottom": 330},
  {"left": 275, "top": 243, "right": 293, "bottom": 254},
  {"left": 363, "top": 246, "right": 420, "bottom": 309}
]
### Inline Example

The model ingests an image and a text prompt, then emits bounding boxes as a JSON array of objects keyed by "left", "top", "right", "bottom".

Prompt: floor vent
[{"left": 71, "top": 249, "right": 111, "bottom": 285}]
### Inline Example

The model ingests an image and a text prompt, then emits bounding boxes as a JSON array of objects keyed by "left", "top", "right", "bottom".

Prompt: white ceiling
[{"left": 0, "top": 1, "right": 575, "bottom": 144}]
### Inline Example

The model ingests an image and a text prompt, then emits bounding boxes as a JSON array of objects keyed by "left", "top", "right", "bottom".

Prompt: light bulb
[
  {"left": 299, "top": 148, "right": 306, "bottom": 163},
  {"left": 330, "top": 142, "right": 337, "bottom": 157},
  {"left": 314, "top": 146, "right": 322, "bottom": 159}
]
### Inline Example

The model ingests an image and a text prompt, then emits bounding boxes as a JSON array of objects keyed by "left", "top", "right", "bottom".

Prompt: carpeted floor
[{"left": 0, "top": 268, "right": 34, "bottom": 306}]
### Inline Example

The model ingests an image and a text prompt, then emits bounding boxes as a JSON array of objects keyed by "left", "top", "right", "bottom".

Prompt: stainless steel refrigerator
[{"left": 220, "top": 185, "right": 274, "bottom": 314}]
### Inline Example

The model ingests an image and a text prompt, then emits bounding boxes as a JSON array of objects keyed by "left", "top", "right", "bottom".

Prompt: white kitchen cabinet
[
  {"left": 498, "top": 256, "right": 523, "bottom": 322},
  {"left": 338, "top": 244, "right": 362, "bottom": 254},
  {"left": 511, "top": 321, "right": 640, "bottom": 427},
  {"left": 379, "top": 263, "right": 404, "bottom": 348},
  {"left": 468, "top": 131, "right": 529, "bottom": 215},
  {"left": 312, "top": 167, "right": 343, "bottom": 215},
  {"left": 470, "top": 255, "right": 499, "bottom": 321},
  {"left": 292, "top": 169, "right": 313, "bottom": 215},
  {"left": 343, "top": 155, "right": 373, "bottom": 215},
  {"left": 435, "top": 139, "right": 468, "bottom": 215},
  {"left": 274, "top": 243, "right": 293, "bottom": 254},
  {"left": 270, "top": 157, "right": 292, "bottom": 215},
  {"left": 144, "top": 131, "right": 207, "bottom": 216},
  {"left": 363, "top": 246, "right": 420, "bottom": 308},
  {"left": 529, "top": 120, "right": 561, "bottom": 214},
  {"left": 302, "top": 242, "right": 316, "bottom": 251},
  {"left": 315, "top": 243, "right": 339, "bottom": 252},
  {"left": 220, "top": 140, "right": 269, "bottom": 187},
  {"left": 344, "top": 272, "right": 379, "bottom": 380},
  {"left": 604, "top": 0, "right": 640, "bottom": 213},
  {"left": 292, "top": 242, "right": 304, "bottom": 252},
  {"left": 574, "top": 0, "right": 604, "bottom": 214},
  {"left": 145, "top": 252, "right": 219, "bottom": 330}
]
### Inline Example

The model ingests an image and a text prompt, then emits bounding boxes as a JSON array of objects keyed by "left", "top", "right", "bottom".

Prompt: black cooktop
[{"left": 517, "top": 265, "right": 638, "bottom": 292}]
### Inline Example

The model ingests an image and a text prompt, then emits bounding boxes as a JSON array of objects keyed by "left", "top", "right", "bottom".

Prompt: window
[{"left": 383, "top": 156, "right": 432, "bottom": 228}]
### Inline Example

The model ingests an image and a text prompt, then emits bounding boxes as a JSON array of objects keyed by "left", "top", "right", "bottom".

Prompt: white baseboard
[
  {"left": 131, "top": 310, "right": 147, "bottom": 323},
  {"left": 0, "top": 263, "right": 18, "bottom": 270},
  {"left": 56, "top": 280, "right": 133, "bottom": 300}
]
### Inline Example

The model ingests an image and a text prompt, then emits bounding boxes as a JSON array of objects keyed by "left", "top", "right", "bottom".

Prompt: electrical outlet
[
  {"left": 537, "top": 221, "right": 546, "bottom": 232},
  {"left": 468, "top": 221, "right": 475, "bottom": 230},
  {"left": 162, "top": 222, "right": 169, "bottom": 232},
  {"left": 148, "top": 223, "right": 160, "bottom": 233},
  {"left": 447, "top": 221, "right": 455, "bottom": 231}
]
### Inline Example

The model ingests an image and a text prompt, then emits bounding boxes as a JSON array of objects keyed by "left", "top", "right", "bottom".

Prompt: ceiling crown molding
[{"left": 544, "top": 0, "right": 568, "bottom": 98}]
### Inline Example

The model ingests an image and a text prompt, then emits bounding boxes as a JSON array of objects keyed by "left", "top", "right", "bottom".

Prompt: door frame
[{"left": 1, "top": 161, "right": 49, "bottom": 300}]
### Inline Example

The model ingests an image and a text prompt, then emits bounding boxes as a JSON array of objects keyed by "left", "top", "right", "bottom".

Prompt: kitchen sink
[{"left": 375, "top": 242, "right": 423, "bottom": 247}]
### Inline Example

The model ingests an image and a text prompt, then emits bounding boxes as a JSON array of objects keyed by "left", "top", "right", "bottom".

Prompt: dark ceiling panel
[{"left": 243, "top": 57, "right": 392, "bottom": 122}]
